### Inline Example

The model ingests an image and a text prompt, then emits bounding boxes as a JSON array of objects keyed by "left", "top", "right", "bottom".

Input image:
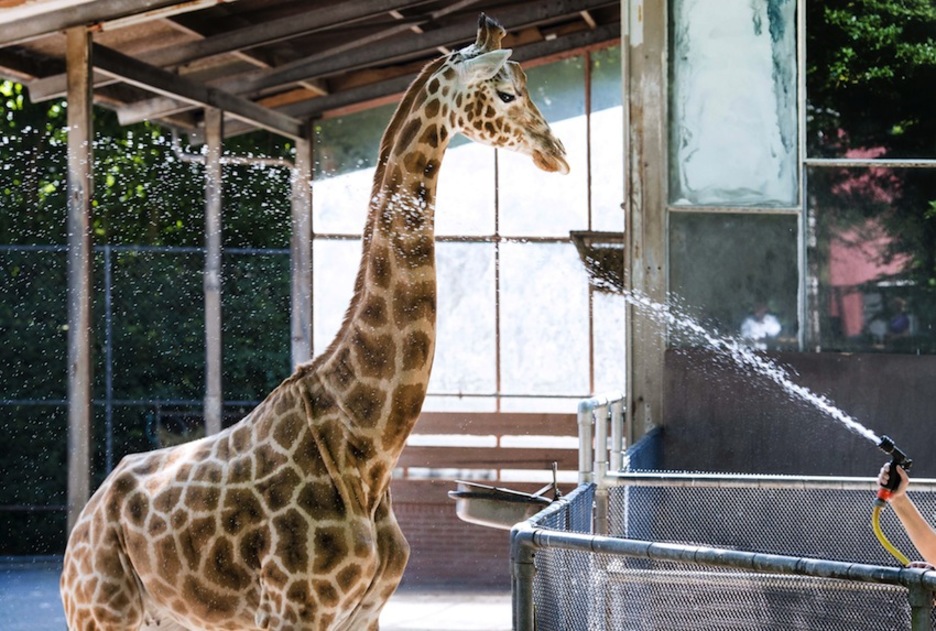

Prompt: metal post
[
  {"left": 510, "top": 529, "right": 536, "bottom": 631},
  {"left": 594, "top": 401, "right": 610, "bottom": 535},
  {"left": 203, "top": 108, "right": 223, "bottom": 436},
  {"left": 104, "top": 244, "right": 113, "bottom": 472},
  {"left": 610, "top": 394, "right": 625, "bottom": 471},
  {"left": 577, "top": 399, "right": 596, "bottom": 485},
  {"left": 65, "top": 26, "right": 93, "bottom": 535},
  {"left": 290, "top": 128, "right": 313, "bottom": 368},
  {"left": 909, "top": 584, "right": 933, "bottom": 631}
]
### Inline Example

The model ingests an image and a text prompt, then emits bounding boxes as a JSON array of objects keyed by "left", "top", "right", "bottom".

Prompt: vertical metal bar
[
  {"left": 796, "top": 0, "right": 812, "bottom": 352},
  {"left": 290, "top": 127, "right": 313, "bottom": 368},
  {"left": 65, "top": 25, "right": 93, "bottom": 535},
  {"left": 493, "top": 149, "right": 502, "bottom": 413},
  {"left": 510, "top": 529, "right": 536, "bottom": 631},
  {"left": 104, "top": 244, "right": 113, "bottom": 472},
  {"left": 908, "top": 584, "right": 933, "bottom": 631},
  {"left": 578, "top": 398, "right": 596, "bottom": 485},
  {"left": 203, "top": 108, "right": 223, "bottom": 436},
  {"left": 610, "top": 394, "right": 625, "bottom": 470},
  {"left": 594, "top": 401, "right": 609, "bottom": 535}
]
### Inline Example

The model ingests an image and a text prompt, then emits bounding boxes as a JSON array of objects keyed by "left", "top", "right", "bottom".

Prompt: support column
[
  {"left": 624, "top": 0, "right": 667, "bottom": 443},
  {"left": 203, "top": 108, "right": 223, "bottom": 436},
  {"left": 290, "top": 128, "right": 313, "bottom": 368},
  {"left": 65, "top": 26, "right": 93, "bottom": 534}
]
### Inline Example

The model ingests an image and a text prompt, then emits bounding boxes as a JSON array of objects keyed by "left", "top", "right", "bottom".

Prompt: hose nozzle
[{"left": 877, "top": 435, "right": 912, "bottom": 502}]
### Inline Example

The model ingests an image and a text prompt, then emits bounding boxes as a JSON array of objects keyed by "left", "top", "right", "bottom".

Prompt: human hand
[
  {"left": 878, "top": 461, "right": 910, "bottom": 499},
  {"left": 909, "top": 561, "right": 936, "bottom": 570}
]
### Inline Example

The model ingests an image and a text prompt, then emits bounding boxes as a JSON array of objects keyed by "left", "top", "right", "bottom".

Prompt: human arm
[{"left": 878, "top": 463, "right": 936, "bottom": 566}]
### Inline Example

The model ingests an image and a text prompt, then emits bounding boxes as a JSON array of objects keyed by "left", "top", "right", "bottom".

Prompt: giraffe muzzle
[{"left": 532, "top": 140, "right": 570, "bottom": 174}]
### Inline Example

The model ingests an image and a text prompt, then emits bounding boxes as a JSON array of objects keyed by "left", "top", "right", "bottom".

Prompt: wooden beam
[
  {"left": 65, "top": 25, "right": 93, "bottom": 535},
  {"left": 0, "top": 0, "right": 212, "bottom": 46},
  {"left": 289, "top": 22, "right": 621, "bottom": 118},
  {"left": 203, "top": 107, "right": 223, "bottom": 436},
  {"left": 92, "top": 43, "right": 306, "bottom": 139},
  {"left": 219, "top": 0, "right": 617, "bottom": 98},
  {"left": 290, "top": 128, "right": 313, "bottom": 368},
  {"left": 625, "top": 0, "right": 667, "bottom": 442},
  {"left": 26, "top": 0, "right": 429, "bottom": 103}
]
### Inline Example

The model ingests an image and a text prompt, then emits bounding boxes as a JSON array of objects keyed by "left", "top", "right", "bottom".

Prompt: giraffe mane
[
  {"left": 369, "top": 55, "right": 449, "bottom": 201},
  {"left": 296, "top": 55, "right": 450, "bottom": 378}
]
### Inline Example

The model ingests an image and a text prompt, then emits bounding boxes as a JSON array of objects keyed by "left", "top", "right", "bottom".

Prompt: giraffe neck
[{"left": 300, "top": 61, "right": 454, "bottom": 498}]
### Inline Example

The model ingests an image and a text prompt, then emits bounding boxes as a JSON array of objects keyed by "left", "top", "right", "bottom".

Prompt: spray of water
[{"left": 624, "top": 289, "right": 882, "bottom": 446}]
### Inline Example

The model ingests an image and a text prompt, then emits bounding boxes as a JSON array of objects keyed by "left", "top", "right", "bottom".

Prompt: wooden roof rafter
[{"left": 0, "top": 0, "right": 621, "bottom": 139}]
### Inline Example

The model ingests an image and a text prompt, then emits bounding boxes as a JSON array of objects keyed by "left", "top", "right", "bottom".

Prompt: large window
[
  {"left": 668, "top": 0, "right": 936, "bottom": 353},
  {"left": 311, "top": 46, "right": 624, "bottom": 412}
]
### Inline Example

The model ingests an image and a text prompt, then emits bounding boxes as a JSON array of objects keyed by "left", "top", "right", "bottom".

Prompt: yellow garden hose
[{"left": 872, "top": 500, "right": 910, "bottom": 567}]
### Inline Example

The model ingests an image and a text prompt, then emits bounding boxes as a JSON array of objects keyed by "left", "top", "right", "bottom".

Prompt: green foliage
[{"left": 0, "top": 85, "right": 295, "bottom": 554}]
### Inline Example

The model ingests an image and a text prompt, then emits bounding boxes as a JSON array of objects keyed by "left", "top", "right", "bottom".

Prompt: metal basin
[{"left": 448, "top": 480, "right": 553, "bottom": 530}]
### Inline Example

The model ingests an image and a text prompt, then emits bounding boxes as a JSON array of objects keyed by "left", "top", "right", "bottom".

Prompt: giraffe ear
[{"left": 458, "top": 49, "right": 512, "bottom": 84}]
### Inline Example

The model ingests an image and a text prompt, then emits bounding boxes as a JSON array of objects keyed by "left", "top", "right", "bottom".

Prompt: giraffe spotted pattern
[{"left": 61, "top": 13, "right": 568, "bottom": 631}]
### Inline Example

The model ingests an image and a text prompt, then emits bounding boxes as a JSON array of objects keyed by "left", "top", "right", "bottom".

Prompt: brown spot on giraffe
[
  {"left": 297, "top": 480, "right": 346, "bottom": 521},
  {"left": 274, "top": 509, "right": 311, "bottom": 573},
  {"left": 258, "top": 466, "right": 301, "bottom": 512},
  {"left": 222, "top": 487, "right": 263, "bottom": 535},
  {"left": 402, "top": 329, "right": 432, "bottom": 370},
  {"left": 360, "top": 294, "right": 388, "bottom": 327},
  {"left": 351, "top": 326, "right": 396, "bottom": 379},
  {"left": 345, "top": 382, "right": 387, "bottom": 426}
]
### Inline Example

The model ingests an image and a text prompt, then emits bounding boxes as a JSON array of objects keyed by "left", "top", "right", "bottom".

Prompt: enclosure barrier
[{"left": 511, "top": 393, "right": 936, "bottom": 630}]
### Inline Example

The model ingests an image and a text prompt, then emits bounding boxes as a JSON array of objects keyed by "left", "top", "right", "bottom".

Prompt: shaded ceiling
[{"left": 0, "top": 0, "right": 620, "bottom": 140}]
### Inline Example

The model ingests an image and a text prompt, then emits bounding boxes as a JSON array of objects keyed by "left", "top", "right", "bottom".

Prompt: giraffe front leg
[
  {"left": 342, "top": 495, "right": 411, "bottom": 631},
  {"left": 61, "top": 520, "right": 145, "bottom": 630}
]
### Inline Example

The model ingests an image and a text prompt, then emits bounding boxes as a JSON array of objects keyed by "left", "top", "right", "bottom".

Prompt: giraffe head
[{"left": 440, "top": 14, "right": 570, "bottom": 174}]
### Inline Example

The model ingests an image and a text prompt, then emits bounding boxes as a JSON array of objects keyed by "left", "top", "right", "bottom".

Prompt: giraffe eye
[{"left": 496, "top": 91, "right": 516, "bottom": 104}]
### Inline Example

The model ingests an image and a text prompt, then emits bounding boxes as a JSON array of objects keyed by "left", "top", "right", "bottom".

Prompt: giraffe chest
[{"left": 127, "top": 484, "right": 396, "bottom": 631}]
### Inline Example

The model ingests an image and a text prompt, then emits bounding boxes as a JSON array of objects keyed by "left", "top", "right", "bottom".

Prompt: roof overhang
[{"left": 0, "top": 0, "right": 620, "bottom": 139}]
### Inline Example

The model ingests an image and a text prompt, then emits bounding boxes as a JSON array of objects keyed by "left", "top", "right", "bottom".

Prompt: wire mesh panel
[
  {"left": 607, "top": 479, "right": 934, "bottom": 566},
  {"left": 524, "top": 476, "right": 936, "bottom": 630}
]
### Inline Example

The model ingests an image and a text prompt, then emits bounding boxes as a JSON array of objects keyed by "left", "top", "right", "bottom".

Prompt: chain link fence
[{"left": 513, "top": 477, "right": 936, "bottom": 630}]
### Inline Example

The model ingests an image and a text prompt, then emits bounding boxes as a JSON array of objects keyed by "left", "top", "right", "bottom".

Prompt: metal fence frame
[{"left": 510, "top": 393, "right": 936, "bottom": 630}]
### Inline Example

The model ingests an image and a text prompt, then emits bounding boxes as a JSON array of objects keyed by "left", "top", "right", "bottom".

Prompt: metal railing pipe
[
  {"left": 609, "top": 393, "right": 626, "bottom": 471},
  {"left": 525, "top": 527, "right": 936, "bottom": 591},
  {"left": 510, "top": 525, "right": 536, "bottom": 631},
  {"left": 603, "top": 470, "right": 936, "bottom": 492},
  {"left": 577, "top": 397, "right": 600, "bottom": 484}
]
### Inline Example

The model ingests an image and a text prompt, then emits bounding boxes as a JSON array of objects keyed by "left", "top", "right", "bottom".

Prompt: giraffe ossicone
[{"left": 60, "top": 13, "right": 567, "bottom": 630}]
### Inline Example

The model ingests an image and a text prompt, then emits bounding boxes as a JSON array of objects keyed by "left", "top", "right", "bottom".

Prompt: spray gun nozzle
[{"left": 878, "top": 435, "right": 912, "bottom": 470}]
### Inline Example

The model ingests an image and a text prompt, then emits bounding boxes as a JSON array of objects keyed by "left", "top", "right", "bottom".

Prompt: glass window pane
[
  {"left": 435, "top": 142, "right": 496, "bottom": 236},
  {"left": 593, "top": 290, "right": 628, "bottom": 394},
  {"left": 313, "top": 104, "right": 394, "bottom": 234},
  {"left": 670, "top": 213, "right": 798, "bottom": 348},
  {"left": 499, "top": 58, "right": 588, "bottom": 237},
  {"left": 428, "top": 242, "right": 496, "bottom": 395},
  {"left": 312, "top": 238, "right": 360, "bottom": 354},
  {"left": 670, "top": 0, "right": 798, "bottom": 207},
  {"left": 807, "top": 4, "right": 936, "bottom": 159},
  {"left": 809, "top": 167, "right": 936, "bottom": 353},
  {"left": 500, "top": 242, "right": 590, "bottom": 395},
  {"left": 590, "top": 46, "right": 625, "bottom": 233}
]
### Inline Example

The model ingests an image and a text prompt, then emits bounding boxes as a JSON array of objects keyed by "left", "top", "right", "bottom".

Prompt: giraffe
[{"left": 60, "top": 14, "right": 568, "bottom": 631}]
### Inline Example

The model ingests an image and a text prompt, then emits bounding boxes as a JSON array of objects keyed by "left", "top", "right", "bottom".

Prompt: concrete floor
[{"left": 0, "top": 558, "right": 512, "bottom": 631}]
